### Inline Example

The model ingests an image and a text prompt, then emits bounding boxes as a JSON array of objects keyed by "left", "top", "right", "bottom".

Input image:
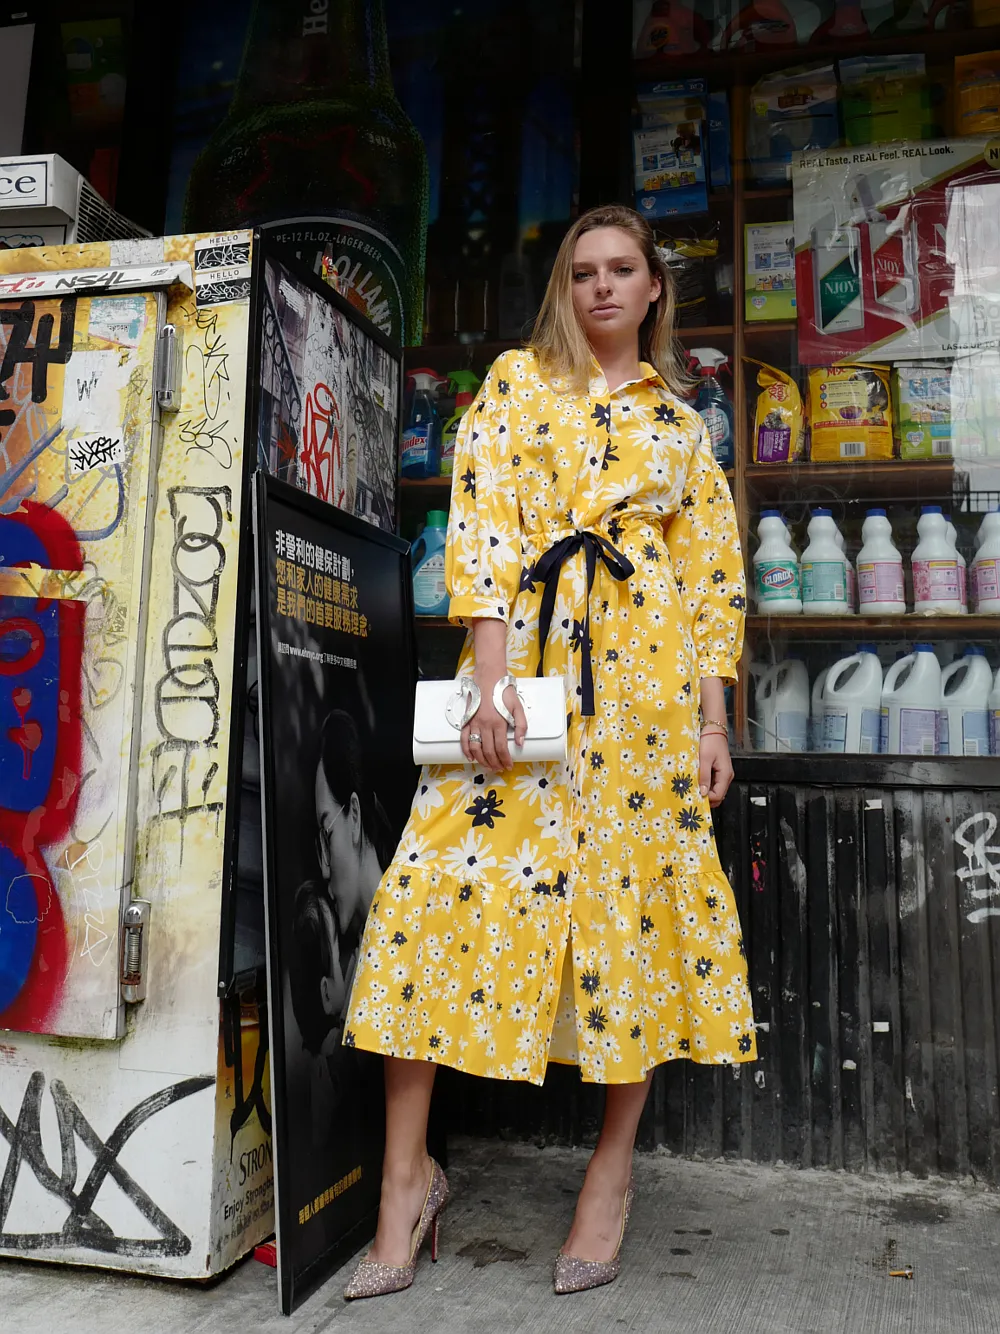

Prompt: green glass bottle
[{"left": 183, "top": 0, "right": 428, "bottom": 346}]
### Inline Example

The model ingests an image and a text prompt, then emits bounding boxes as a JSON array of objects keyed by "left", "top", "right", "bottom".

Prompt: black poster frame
[{"left": 252, "top": 469, "right": 417, "bottom": 1314}]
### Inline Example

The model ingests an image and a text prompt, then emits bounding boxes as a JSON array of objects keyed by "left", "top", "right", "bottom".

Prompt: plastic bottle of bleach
[
  {"left": 912, "top": 506, "right": 965, "bottom": 614},
  {"left": 689, "top": 348, "right": 735, "bottom": 469},
  {"left": 822, "top": 644, "right": 883, "bottom": 753},
  {"left": 857, "top": 508, "right": 906, "bottom": 615},
  {"left": 401, "top": 369, "right": 445, "bottom": 479},
  {"left": 938, "top": 646, "right": 992, "bottom": 756},
  {"left": 753, "top": 510, "right": 802, "bottom": 612},
  {"left": 946, "top": 515, "right": 968, "bottom": 607},
  {"left": 835, "top": 528, "right": 856, "bottom": 611},
  {"left": 991, "top": 666, "right": 1000, "bottom": 755},
  {"left": 801, "top": 508, "right": 850, "bottom": 614},
  {"left": 972, "top": 509, "right": 1000, "bottom": 613},
  {"left": 880, "top": 643, "right": 942, "bottom": 755},
  {"left": 411, "top": 510, "right": 450, "bottom": 616},
  {"left": 756, "top": 658, "right": 809, "bottom": 752},
  {"left": 810, "top": 666, "right": 829, "bottom": 750}
]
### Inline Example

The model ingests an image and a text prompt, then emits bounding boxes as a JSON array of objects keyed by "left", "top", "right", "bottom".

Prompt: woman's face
[
  {"left": 570, "top": 226, "right": 661, "bottom": 347},
  {"left": 315, "top": 762, "right": 360, "bottom": 921}
]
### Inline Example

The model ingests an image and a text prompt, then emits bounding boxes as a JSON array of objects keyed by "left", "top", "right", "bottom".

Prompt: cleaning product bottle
[
  {"left": 810, "top": 666, "right": 829, "bottom": 750},
  {"left": 801, "top": 508, "right": 850, "bottom": 615},
  {"left": 857, "top": 508, "right": 906, "bottom": 615},
  {"left": 990, "top": 665, "right": 1000, "bottom": 755},
  {"left": 972, "top": 509, "right": 1000, "bottom": 613},
  {"left": 753, "top": 509, "right": 802, "bottom": 612},
  {"left": 411, "top": 510, "right": 450, "bottom": 616},
  {"left": 945, "top": 514, "right": 968, "bottom": 608},
  {"left": 756, "top": 657, "right": 809, "bottom": 752},
  {"left": 938, "top": 646, "right": 992, "bottom": 756},
  {"left": 689, "top": 348, "right": 735, "bottom": 470},
  {"left": 440, "top": 370, "right": 480, "bottom": 478},
  {"left": 822, "top": 644, "right": 883, "bottom": 754},
  {"left": 401, "top": 369, "right": 445, "bottom": 479},
  {"left": 912, "top": 505, "right": 965, "bottom": 614},
  {"left": 835, "top": 528, "right": 857, "bottom": 611},
  {"left": 748, "top": 660, "right": 768, "bottom": 750},
  {"left": 880, "top": 643, "right": 942, "bottom": 755}
]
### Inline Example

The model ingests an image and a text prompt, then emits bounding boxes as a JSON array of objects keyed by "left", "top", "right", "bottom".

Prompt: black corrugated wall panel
[{"left": 441, "top": 764, "right": 1000, "bottom": 1182}]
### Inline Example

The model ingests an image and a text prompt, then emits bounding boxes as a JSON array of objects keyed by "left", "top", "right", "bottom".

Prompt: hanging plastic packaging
[
  {"left": 807, "top": 364, "right": 894, "bottom": 461},
  {"left": 880, "top": 644, "right": 941, "bottom": 755},
  {"left": 972, "top": 510, "right": 1000, "bottom": 613},
  {"left": 857, "top": 508, "right": 906, "bottom": 615},
  {"left": 753, "top": 509, "right": 802, "bottom": 612},
  {"left": 822, "top": 645, "right": 883, "bottom": 754},
  {"left": 747, "top": 359, "right": 806, "bottom": 463},
  {"left": 756, "top": 658, "right": 809, "bottom": 752},
  {"left": 938, "top": 646, "right": 992, "bottom": 756},
  {"left": 911, "top": 505, "right": 966, "bottom": 614}
]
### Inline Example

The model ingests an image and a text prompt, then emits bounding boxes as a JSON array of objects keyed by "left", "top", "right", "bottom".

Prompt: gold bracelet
[{"left": 700, "top": 717, "right": 727, "bottom": 731}]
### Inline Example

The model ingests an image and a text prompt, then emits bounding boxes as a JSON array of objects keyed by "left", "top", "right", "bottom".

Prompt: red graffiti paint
[
  {"left": 8, "top": 686, "right": 42, "bottom": 779},
  {"left": 300, "top": 382, "right": 340, "bottom": 505}
]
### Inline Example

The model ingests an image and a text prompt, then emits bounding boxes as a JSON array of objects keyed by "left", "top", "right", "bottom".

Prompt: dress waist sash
[{"left": 531, "top": 530, "right": 635, "bottom": 718}]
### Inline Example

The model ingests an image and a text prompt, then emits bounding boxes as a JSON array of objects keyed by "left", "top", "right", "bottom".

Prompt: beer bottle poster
[{"left": 253, "top": 472, "right": 417, "bottom": 1313}]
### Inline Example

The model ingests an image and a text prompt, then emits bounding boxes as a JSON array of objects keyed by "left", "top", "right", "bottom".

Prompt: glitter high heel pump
[
  {"left": 553, "top": 1180, "right": 634, "bottom": 1296},
  {"left": 343, "top": 1159, "right": 449, "bottom": 1301}
]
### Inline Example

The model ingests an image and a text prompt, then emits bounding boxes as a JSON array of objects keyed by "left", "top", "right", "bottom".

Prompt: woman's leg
[
  {"left": 562, "top": 1072, "right": 652, "bottom": 1260},
  {"left": 369, "top": 1056, "right": 438, "bottom": 1265}
]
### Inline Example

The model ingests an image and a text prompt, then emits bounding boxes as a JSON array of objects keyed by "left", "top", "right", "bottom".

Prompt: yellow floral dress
[{"left": 345, "top": 348, "right": 756, "bottom": 1084}]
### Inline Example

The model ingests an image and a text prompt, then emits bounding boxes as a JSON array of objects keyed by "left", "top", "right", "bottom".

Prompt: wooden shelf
[
  {"left": 745, "top": 460, "right": 959, "bottom": 503},
  {"left": 676, "top": 323, "right": 734, "bottom": 339},
  {"left": 743, "top": 321, "right": 796, "bottom": 336},
  {"left": 405, "top": 340, "right": 520, "bottom": 365},
  {"left": 743, "top": 186, "right": 792, "bottom": 200},
  {"left": 747, "top": 613, "right": 997, "bottom": 639},
  {"left": 401, "top": 477, "right": 453, "bottom": 490},
  {"left": 414, "top": 615, "right": 463, "bottom": 630}
]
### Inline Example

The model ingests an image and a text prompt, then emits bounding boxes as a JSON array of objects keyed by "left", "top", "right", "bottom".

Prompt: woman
[{"left": 343, "top": 205, "right": 756, "bottom": 1300}]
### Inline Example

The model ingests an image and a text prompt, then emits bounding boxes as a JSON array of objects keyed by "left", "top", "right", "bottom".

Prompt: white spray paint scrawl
[
  {"left": 954, "top": 811, "right": 1000, "bottom": 923},
  {"left": 68, "top": 432, "right": 126, "bottom": 475}
]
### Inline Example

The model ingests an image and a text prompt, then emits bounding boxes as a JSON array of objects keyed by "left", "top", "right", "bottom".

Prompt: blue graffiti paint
[{"left": 0, "top": 844, "right": 39, "bottom": 1011}]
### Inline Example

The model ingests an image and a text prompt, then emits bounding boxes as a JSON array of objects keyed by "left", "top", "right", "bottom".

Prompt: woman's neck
[{"left": 590, "top": 338, "right": 642, "bottom": 393}]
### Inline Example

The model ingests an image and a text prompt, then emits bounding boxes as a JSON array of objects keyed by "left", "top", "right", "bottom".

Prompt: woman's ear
[
  {"left": 649, "top": 273, "right": 662, "bottom": 304},
  {"left": 350, "top": 790, "right": 363, "bottom": 847},
  {"left": 317, "top": 830, "right": 330, "bottom": 879}
]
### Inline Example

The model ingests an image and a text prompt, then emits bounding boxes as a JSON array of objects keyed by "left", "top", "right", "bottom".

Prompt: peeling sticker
[
  {"left": 756, "top": 1022, "right": 770, "bottom": 1032},
  {"left": 754, "top": 1070, "right": 766, "bottom": 1088},
  {"left": 751, "top": 796, "right": 768, "bottom": 806},
  {"left": 68, "top": 432, "right": 125, "bottom": 474},
  {"left": 873, "top": 1020, "right": 890, "bottom": 1033},
  {"left": 865, "top": 798, "right": 883, "bottom": 811},
  {"left": 842, "top": 1059, "right": 857, "bottom": 1070},
  {"left": 905, "top": 1076, "right": 917, "bottom": 1111}
]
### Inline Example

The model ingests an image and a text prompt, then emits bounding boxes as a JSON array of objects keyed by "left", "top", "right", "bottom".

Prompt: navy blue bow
[{"left": 532, "top": 530, "right": 635, "bottom": 717}]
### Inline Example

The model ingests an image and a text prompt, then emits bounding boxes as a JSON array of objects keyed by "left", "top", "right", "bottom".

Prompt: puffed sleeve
[
  {"left": 445, "top": 355, "right": 522, "bottom": 625},
  {"left": 665, "top": 428, "right": 746, "bottom": 682}
]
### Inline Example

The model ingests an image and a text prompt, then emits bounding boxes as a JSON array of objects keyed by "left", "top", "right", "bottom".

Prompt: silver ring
[{"left": 469, "top": 732, "right": 482, "bottom": 745}]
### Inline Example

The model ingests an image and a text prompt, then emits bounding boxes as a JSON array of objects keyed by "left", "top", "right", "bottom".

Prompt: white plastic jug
[
  {"left": 939, "top": 646, "right": 992, "bottom": 756},
  {"left": 880, "top": 644, "right": 942, "bottom": 755},
  {"left": 857, "top": 508, "right": 905, "bottom": 615},
  {"left": 810, "top": 667, "right": 828, "bottom": 750},
  {"left": 912, "top": 506, "right": 965, "bottom": 614},
  {"left": 991, "top": 666, "right": 1000, "bottom": 755},
  {"left": 756, "top": 659, "right": 809, "bottom": 752},
  {"left": 801, "top": 508, "right": 850, "bottom": 615},
  {"left": 821, "top": 645, "right": 883, "bottom": 754},
  {"left": 972, "top": 510, "right": 1000, "bottom": 614},
  {"left": 835, "top": 528, "right": 856, "bottom": 611},
  {"left": 753, "top": 510, "right": 802, "bottom": 613},
  {"left": 946, "top": 516, "right": 968, "bottom": 607}
]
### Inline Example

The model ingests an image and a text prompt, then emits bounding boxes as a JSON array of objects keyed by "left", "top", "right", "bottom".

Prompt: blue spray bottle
[
  {"left": 689, "top": 347, "right": 735, "bottom": 470},
  {"left": 401, "top": 368, "right": 445, "bottom": 479}
]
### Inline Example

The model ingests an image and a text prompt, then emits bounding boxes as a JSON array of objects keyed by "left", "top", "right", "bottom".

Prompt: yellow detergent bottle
[{"left": 440, "top": 370, "right": 481, "bottom": 477}]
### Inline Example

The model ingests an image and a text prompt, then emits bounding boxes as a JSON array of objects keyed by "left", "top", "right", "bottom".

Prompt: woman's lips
[{"left": 591, "top": 304, "right": 620, "bottom": 315}]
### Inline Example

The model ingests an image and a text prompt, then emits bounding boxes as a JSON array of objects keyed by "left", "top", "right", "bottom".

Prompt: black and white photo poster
[{"left": 254, "top": 473, "right": 417, "bottom": 1313}]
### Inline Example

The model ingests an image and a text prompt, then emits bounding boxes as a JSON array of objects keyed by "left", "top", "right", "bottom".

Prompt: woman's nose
[{"left": 594, "top": 271, "right": 612, "bottom": 295}]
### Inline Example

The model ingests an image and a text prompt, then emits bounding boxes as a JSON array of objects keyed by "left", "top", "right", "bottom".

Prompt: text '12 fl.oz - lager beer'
[{"left": 183, "top": 0, "right": 428, "bottom": 346}]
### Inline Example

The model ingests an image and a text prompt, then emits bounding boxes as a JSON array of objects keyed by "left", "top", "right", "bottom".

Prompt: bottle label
[
  {"left": 775, "top": 710, "right": 808, "bottom": 751},
  {"left": 754, "top": 559, "right": 800, "bottom": 604},
  {"left": 821, "top": 709, "right": 847, "bottom": 752},
  {"left": 858, "top": 559, "right": 905, "bottom": 606},
  {"left": 272, "top": 216, "right": 407, "bottom": 342},
  {"left": 913, "top": 558, "right": 962, "bottom": 605},
  {"left": 937, "top": 709, "right": 949, "bottom": 754},
  {"left": 402, "top": 425, "right": 431, "bottom": 469},
  {"left": 991, "top": 709, "right": 1000, "bottom": 755},
  {"left": 413, "top": 552, "right": 447, "bottom": 609},
  {"left": 898, "top": 706, "right": 938, "bottom": 756},
  {"left": 801, "top": 560, "right": 846, "bottom": 605},
  {"left": 962, "top": 708, "right": 989, "bottom": 756},
  {"left": 860, "top": 707, "right": 880, "bottom": 754},
  {"left": 973, "top": 557, "right": 1000, "bottom": 605},
  {"left": 702, "top": 404, "right": 727, "bottom": 447}
]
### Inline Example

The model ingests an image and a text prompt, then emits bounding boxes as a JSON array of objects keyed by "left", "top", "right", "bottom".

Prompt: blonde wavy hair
[{"left": 529, "top": 205, "right": 689, "bottom": 395}]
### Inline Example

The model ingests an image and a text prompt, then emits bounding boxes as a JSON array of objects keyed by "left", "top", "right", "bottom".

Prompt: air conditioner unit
[{"left": 0, "top": 153, "right": 151, "bottom": 249}]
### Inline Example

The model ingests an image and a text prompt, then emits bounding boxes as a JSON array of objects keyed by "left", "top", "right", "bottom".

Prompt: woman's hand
[
  {"left": 462, "top": 667, "right": 528, "bottom": 772},
  {"left": 698, "top": 729, "right": 733, "bottom": 808},
  {"left": 461, "top": 620, "right": 527, "bottom": 772}
]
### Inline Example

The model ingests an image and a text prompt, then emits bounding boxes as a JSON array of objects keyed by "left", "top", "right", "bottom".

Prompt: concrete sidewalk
[{"left": 3, "top": 1139, "right": 999, "bottom": 1333}]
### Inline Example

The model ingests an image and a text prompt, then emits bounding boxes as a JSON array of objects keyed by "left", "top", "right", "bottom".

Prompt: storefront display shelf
[
  {"left": 415, "top": 614, "right": 461, "bottom": 630},
  {"left": 747, "top": 613, "right": 998, "bottom": 638},
  {"left": 745, "top": 460, "right": 958, "bottom": 503},
  {"left": 743, "top": 321, "right": 797, "bottom": 337},
  {"left": 402, "top": 477, "right": 453, "bottom": 490},
  {"left": 733, "top": 751, "right": 998, "bottom": 787}
]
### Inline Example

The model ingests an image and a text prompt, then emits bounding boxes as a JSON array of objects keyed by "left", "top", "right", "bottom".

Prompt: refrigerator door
[{"left": 0, "top": 283, "right": 168, "bottom": 1038}]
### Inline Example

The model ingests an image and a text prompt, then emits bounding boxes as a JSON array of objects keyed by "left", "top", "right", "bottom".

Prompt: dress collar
[{"left": 587, "top": 356, "right": 668, "bottom": 396}]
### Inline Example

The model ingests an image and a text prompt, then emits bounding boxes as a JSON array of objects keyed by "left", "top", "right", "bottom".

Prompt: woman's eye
[
  {"left": 573, "top": 271, "right": 591, "bottom": 282},
  {"left": 616, "top": 266, "right": 634, "bottom": 276}
]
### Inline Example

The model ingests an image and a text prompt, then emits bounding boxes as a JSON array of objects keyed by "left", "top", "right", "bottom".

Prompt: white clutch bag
[{"left": 413, "top": 675, "right": 567, "bottom": 766}]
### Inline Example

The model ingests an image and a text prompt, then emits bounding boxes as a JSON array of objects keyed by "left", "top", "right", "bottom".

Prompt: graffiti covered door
[{"left": 0, "top": 288, "right": 165, "bottom": 1039}]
